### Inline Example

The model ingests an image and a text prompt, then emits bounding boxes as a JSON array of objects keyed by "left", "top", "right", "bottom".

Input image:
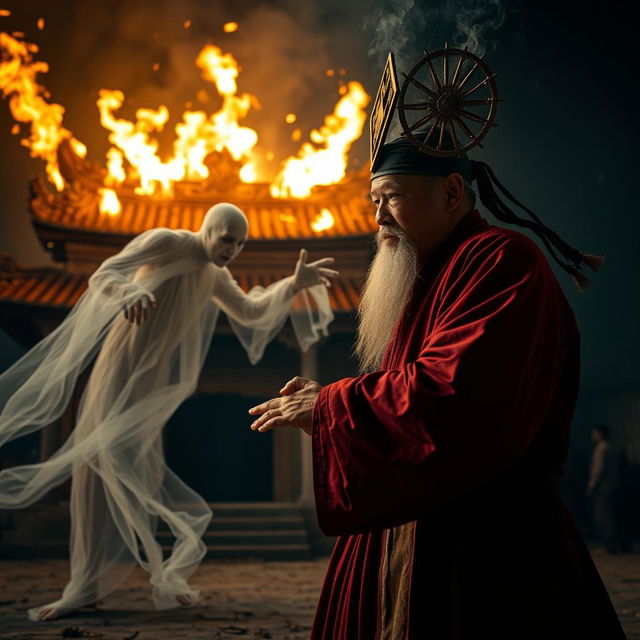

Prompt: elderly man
[{"left": 249, "top": 129, "right": 625, "bottom": 639}]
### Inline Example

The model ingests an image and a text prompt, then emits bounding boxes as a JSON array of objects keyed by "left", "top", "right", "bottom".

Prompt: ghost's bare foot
[
  {"left": 39, "top": 607, "right": 59, "bottom": 621},
  {"left": 176, "top": 594, "right": 193, "bottom": 606},
  {"left": 29, "top": 605, "right": 74, "bottom": 621}
]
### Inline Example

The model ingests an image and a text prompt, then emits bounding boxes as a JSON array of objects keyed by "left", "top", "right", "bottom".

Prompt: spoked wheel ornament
[{"left": 397, "top": 44, "right": 500, "bottom": 157}]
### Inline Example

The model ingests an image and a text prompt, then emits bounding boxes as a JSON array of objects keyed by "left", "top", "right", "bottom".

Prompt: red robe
[{"left": 311, "top": 211, "right": 625, "bottom": 639}]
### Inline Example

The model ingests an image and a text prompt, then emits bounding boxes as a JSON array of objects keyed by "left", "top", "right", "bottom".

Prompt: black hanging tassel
[{"left": 470, "top": 160, "right": 604, "bottom": 292}]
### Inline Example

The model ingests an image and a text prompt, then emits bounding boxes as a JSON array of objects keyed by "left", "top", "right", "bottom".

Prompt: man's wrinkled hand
[{"left": 249, "top": 376, "right": 322, "bottom": 436}]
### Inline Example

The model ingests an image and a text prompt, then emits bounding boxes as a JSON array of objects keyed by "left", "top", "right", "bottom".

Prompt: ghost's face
[
  {"left": 199, "top": 203, "right": 249, "bottom": 267},
  {"left": 205, "top": 219, "right": 248, "bottom": 267}
]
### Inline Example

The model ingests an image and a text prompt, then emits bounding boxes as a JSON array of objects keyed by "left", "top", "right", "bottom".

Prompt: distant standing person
[{"left": 588, "top": 425, "right": 631, "bottom": 553}]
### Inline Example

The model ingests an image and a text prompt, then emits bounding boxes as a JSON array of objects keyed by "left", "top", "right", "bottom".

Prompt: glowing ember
[
  {"left": 99, "top": 187, "right": 122, "bottom": 216},
  {"left": 69, "top": 138, "right": 87, "bottom": 158},
  {"left": 183, "top": 19, "right": 192, "bottom": 29},
  {"left": 37, "top": 18, "right": 45, "bottom": 30},
  {"left": 270, "top": 81, "right": 369, "bottom": 199},
  {"left": 223, "top": 22, "right": 238, "bottom": 33},
  {"left": 0, "top": 10, "right": 10, "bottom": 17},
  {"left": 311, "top": 208, "right": 335, "bottom": 232},
  {"left": 0, "top": 32, "right": 86, "bottom": 191},
  {"left": 285, "top": 113, "right": 296, "bottom": 124}
]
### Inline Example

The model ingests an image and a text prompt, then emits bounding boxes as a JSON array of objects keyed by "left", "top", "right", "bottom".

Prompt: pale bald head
[{"left": 199, "top": 203, "right": 249, "bottom": 267}]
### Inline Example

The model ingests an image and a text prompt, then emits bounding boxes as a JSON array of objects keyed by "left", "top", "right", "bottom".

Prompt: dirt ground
[{"left": 0, "top": 552, "right": 638, "bottom": 639}]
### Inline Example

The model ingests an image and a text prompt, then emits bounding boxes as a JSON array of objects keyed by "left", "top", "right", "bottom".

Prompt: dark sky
[{"left": 1, "top": 0, "right": 638, "bottom": 443}]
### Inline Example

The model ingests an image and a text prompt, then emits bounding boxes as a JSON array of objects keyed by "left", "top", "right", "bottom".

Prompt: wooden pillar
[
  {"left": 272, "top": 424, "right": 302, "bottom": 502},
  {"left": 271, "top": 345, "right": 318, "bottom": 503},
  {"left": 298, "top": 346, "right": 318, "bottom": 505}
]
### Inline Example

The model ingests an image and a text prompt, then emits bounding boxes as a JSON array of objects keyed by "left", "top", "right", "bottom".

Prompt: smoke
[
  {"left": 365, "top": 0, "right": 509, "bottom": 73},
  {"left": 364, "top": 0, "right": 509, "bottom": 138},
  {"left": 454, "top": 0, "right": 508, "bottom": 55}
]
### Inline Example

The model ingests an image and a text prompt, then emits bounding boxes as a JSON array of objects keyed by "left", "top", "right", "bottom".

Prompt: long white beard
[{"left": 354, "top": 228, "right": 418, "bottom": 373}]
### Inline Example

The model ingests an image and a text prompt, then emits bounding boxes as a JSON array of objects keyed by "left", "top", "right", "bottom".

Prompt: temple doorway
[{"left": 165, "top": 392, "right": 273, "bottom": 502}]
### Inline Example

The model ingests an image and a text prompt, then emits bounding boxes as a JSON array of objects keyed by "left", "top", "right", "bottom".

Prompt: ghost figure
[{"left": 0, "top": 203, "right": 338, "bottom": 620}]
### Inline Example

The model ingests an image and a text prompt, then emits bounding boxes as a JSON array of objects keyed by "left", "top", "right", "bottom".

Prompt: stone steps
[{"left": 0, "top": 502, "right": 315, "bottom": 561}]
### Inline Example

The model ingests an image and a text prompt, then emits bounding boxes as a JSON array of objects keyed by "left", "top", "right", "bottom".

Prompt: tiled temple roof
[
  {"left": 30, "top": 143, "right": 377, "bottom": 241},
  {"left": 0, "top": 258, "right": 361, "bottom": 314}
]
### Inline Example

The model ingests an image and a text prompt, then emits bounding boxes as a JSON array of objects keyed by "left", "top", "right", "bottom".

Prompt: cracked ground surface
[{"left": 0, "top": 552, "right": 638, "bottom": 639}]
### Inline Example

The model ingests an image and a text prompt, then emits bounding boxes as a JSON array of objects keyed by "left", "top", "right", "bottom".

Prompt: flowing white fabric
[{"left": 0, "top": 204, "right": 333, "bottom": 618}]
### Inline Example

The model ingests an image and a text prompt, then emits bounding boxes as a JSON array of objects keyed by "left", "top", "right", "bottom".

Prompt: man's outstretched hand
[{"left": 249, "top": 376, "right": 322, "bottom": 436}]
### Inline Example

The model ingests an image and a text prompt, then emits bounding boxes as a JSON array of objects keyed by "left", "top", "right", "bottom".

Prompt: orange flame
[
  {"left": 99, "top": 187, "right": 121, "bottom": 216},
  {"left": 98, "top": 44, "right": 260, "bottom": 200},
  {"left": 311, "top": 208, "right": 335, "bottom": 232},
  {"left": 223, "top": 22, "right": 238, "bottom": 33},
  {"left": 1, "top": 30, "right": 371, "bottom": 213},
  {"left": 270, "top": 81, "right": 369, "bottom": 199},
  {"left": 0, "top": 32, "right": 86, "bottom": 191}
]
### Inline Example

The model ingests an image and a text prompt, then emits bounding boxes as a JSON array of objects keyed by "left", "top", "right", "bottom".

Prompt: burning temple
[
  {"left": 0, "top": 140, "right": 375, "bottom": 558},
  {"left": 0, "top": 26, "right": 376, "bottom": 557}
]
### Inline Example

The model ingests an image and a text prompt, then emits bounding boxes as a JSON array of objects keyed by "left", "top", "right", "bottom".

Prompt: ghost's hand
[
  {"left": 248, "top": 376, "right": 322, "bottom": 436},
  {"left": 292, "top": 248, "right": 339, "bottom": 293},
  {"left": 123, "top": 294, "right": 157, "bottom": 326}
]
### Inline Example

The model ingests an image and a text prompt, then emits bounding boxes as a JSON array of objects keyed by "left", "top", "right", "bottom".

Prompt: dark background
[{"left": 1, "top": 0, "right": 638, "bottom": 526}]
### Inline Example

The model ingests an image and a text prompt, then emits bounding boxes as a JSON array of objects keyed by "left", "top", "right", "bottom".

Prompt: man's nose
[{"left": 375, "top": 204, "right": 392, "bottom": 227}]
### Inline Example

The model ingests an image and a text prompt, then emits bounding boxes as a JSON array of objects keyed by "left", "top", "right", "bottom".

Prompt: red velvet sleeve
[{"left": 312, "top": 231, "right": 576, "bottom": 535}]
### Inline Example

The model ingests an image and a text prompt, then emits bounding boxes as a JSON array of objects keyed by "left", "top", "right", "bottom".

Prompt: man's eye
[{"left": 222, "top": 237, "right": 233, "bottom": 243}]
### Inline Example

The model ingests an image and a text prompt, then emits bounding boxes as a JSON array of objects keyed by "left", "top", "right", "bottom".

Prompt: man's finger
[
  {"left": 257, "top": 416, "right": 288, "bottom": 432},
  {"left": 298, "top": 248, "right": 308, "bottom": 264},
  {"left": 251, "top": 409, "right": 282, "bottom": 430},
  {"left": 248, "top": 397, "right": 282, "bottom": 416}
]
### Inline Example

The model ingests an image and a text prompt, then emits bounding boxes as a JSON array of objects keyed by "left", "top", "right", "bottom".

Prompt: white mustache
[{"left": 376, "top": 226, "right": 403, "bottom": 244}]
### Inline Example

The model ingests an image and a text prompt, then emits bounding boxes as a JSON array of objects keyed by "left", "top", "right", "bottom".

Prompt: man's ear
[{"left": 443, "top": 173, "right": 465, "bottom": 212}]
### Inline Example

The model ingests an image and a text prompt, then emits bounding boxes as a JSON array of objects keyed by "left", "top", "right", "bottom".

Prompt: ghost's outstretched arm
[
  {"left": 213, "top": 268, "right": 294, "bottom": 327},
  {"left": 213, "top": 265, "right": 334, "bottom": 364}
]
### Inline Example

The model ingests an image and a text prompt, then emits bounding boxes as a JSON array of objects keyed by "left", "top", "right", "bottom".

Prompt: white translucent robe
[{"left": 0, "top": 226, "right": 333, "bottom": 617}]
